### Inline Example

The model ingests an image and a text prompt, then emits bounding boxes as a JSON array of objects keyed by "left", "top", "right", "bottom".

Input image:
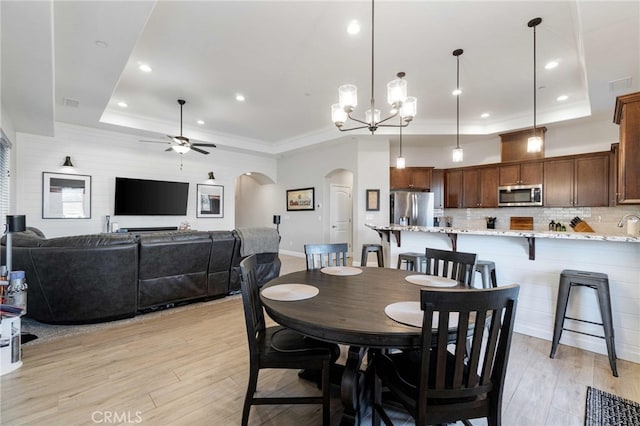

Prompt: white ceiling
[{"left": 2, "top": 1, "right": 639, "bottom": 154}]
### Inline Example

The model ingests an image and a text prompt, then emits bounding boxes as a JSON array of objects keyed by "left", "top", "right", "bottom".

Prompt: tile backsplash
[{"left": 434, "top": 205, "right": 640, "bottom": 235}]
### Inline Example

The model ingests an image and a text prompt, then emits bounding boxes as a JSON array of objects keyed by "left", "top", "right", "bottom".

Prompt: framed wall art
[
  {"left": 286, "top": 187, "right": 315, "bottom": 211},
  {"left": 42, "top": 172, "right": 92, "bottom": 219},
  {"left": 196, "top": 184, "right": 224, "bottom": 218},
  {"left": 366, "top": 189, "right": 380, "bottom": 211}
]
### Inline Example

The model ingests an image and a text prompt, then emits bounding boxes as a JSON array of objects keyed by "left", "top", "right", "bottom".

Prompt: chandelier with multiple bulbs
[{"left": 331, "top": 0, "right": 417, "bottom": 134}]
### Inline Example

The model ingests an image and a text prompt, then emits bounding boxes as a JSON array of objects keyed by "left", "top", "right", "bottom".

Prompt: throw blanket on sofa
[{"left": 237, "top": 227, "right": 280, "bottom": 257}]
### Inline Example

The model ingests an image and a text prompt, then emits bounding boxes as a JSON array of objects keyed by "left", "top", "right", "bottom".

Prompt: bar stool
[
  {"left": 550, "top": 269, "right": 618, "bottom": 377},
  {"left": 397, "top": 252, "right": 426, "bottom": 272},
  {"left": 361, "top": 244, "right": 384, "bottom": 267},
  {"left": 475, "top": 260, "right": 498, "bottom": 288}
]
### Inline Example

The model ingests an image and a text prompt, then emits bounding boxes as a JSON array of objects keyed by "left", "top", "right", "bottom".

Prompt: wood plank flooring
[{"left": 1, "top": 255, "right": 638, "bottom": 425}]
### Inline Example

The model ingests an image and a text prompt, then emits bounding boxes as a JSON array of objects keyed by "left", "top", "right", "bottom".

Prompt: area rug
[{"left": 585, "top": 386, "right": 640, "bottom": 426}]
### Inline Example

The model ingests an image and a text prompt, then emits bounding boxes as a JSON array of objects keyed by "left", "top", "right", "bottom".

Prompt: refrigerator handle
[{"left": 412, "top": 193, "right": 417, "bottom": 221}]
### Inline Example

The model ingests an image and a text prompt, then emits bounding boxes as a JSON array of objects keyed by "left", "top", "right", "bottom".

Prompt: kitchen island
[{"left": 365, "top": 224, "right": 640, "bottom": 364}]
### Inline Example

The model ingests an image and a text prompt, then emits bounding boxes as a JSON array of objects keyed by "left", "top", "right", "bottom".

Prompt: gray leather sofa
[{"left": 1, "top": 228, "right": 279, "bottom": 324}]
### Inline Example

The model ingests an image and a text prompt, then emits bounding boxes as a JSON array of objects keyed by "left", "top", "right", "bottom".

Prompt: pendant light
[
  {"left": 452, "top": 49, "right": 464, "bottom": 163},
  {"left": 527, "top": 17, "right": 543, "bottom": 153},
  {"left": 396, "top": 116, "right": 405, "bottom": 168},
  {"left": 331, "top": 0, "right": 417, "bottom": 134}
]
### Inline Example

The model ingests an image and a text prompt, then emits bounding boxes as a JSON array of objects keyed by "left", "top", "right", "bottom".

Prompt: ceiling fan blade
[
  {"left": 190, "top": 146, "right": 210, "bottom": 155},
  {"left": 192, "top": 143, "right": 217, "bottom": 148},
  {"left": 140, "top": 139, "right": 170, "bottom": 144},
  {"left": 165, "top": 147, "right": 174, "bottom": 152}
]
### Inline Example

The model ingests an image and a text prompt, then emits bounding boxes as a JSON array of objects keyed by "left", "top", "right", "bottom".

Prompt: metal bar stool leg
[
  {"left": 596, "top": 282, "right": 618, "bottom": 377},
  {"left": 550, "top": 277, "right": 571, "bottom": 359}
]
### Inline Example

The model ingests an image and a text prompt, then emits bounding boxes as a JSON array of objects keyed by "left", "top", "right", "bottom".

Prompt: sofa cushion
[
  {"left": 1, "top": 227, "right": 47, "bottom": 247},
  {"left": 39, "top": 233, "right": 137, "bottom": 247}
]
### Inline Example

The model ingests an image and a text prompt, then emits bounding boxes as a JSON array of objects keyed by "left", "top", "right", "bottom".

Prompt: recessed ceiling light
[
  {"left": 197, "top": 120, "right": 205, "bottom": 125},
  {"left": 117, "top": 101, "right": 128, "bottom": 108},
  {"left": 557, "top": 95, "right": 568, "bottom": 101},
  {"left": 481, "top": 112, "right": 490, "bottom": 118},
  {"left": 138, "top": 63, "right": 152, "bottom": 73},
  {"left": 545, "top": 60, "right": 559, "bottom": 70},
  {"left": 452, "top": 88, "right": 462, "bottom": 96},
  {"left": 347, "top": 20, "right": 360, "bottom": 35},
  {"left": 95, "top": 40, "right": 108, "bottom": 48},
  {"left": 236, "top": 94, "right": 245, "bottom": 102}
]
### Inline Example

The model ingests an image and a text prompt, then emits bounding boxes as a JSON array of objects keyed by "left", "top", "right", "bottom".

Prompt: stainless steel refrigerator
[{"left": 390, "top": 191, "right": 434, "bottom": 226}]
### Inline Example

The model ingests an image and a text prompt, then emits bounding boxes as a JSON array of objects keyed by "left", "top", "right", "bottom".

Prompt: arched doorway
[{"left": 235, "top": 172, "right": 277, "bottom": 228}]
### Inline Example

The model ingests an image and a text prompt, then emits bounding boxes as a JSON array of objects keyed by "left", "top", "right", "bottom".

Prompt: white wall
[
  {"left": 14, "top": 123, "right": 277, "bottom": 237},
  {"left": 276, "top": 139, "right": 359, "bottom": 254}
]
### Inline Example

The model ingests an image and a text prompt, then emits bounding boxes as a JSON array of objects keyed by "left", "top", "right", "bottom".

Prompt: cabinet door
[
  {"left": 431, "top": 169, "right": 444, "bottom": 209},
  {"left": 411, "top": 167, "right": 432, "bottom": 190},
  {"left": 390, "top": 167, "right": 411, "bottom": 190},
  {"left": 498, "top": 165, "right": 520, "bottom": 186},
  {"left": 575, "top": 155, "right": 609, "bottom": 206},
  {"left": 479, "top": 167, "right": 499, "bottom": 207},
  {"left": 445, "top": 170, "right": 463, "bottom": 208},
  {"left": 614, "top": 92, "right": 640, "bottom": 203},
  {"left": 520, "top": 162, "right": 543, "bottom": 184},
  {"left": 544, "top": 159, "right": 574, "bottom": 206},
  {"left": 462, "top": 169, "right": 480, "bottom": 208}
]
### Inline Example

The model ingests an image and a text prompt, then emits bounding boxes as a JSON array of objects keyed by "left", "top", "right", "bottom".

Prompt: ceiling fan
[{"left": 140, "top": 99, "right": 217, "bottom": 155}]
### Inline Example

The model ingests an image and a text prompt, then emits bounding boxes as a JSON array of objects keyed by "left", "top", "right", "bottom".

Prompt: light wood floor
[{"left": 1, "top": 255, "right": 639, "bottom": 425}]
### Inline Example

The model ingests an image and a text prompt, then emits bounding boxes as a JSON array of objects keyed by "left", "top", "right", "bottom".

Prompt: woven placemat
[{"left": 585, "top": 386, "right": 640, "bottom": 426}]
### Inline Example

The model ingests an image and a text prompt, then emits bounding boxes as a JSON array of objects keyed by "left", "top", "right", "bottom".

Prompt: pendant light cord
[
  {"left": 456, "top": 54, "right": 460, "bottom": 149},
  {"left": 399, "top": 116, "right": 403, "bottom": 157},
  {"left": 533, "top": 23, "right": 537, "bottom": 133},
  {"left": 369, "top": 0, "right": 375, "bottom": 127}
]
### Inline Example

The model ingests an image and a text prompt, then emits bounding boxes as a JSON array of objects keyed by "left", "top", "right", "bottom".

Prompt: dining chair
[
  {"left": 239, "top": 255, "right": 334, "bottom": 426},
  {"left": 304, "top": 243, "right": 348, "bottom": 270},
  {"left": 372, "top": 284, "right": 520, "bottom": 426},
  {"left": 424, "top": 247, "right": 477, "bottom": 287}
]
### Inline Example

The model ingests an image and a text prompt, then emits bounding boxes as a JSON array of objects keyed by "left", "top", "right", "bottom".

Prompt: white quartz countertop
[{"left": 366, "top": 224, "right": 640, "bottom": 243}]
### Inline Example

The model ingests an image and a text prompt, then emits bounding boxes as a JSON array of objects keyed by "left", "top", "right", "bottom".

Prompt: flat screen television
[{"left": 114, "top": 177, "right": 189, "bottom": 216}]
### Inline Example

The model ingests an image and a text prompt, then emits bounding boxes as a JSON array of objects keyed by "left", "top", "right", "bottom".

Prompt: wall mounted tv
[{"left": 114, "top": 177, "right": 189, "bottom": 216}]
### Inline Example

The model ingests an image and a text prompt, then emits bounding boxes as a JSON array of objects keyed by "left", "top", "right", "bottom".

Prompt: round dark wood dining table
[{"left": 260, "top": 266, "right": 467, "bottom": 425}]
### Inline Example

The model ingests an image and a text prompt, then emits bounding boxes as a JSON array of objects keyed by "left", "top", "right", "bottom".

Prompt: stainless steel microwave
[{"left": 498, "top": 184, "right": 543, "bottom": 207}]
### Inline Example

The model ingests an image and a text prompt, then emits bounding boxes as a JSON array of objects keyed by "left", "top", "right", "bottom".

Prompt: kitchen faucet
[{"left": 617, "top": 214, "right": 640, "bottom": 227}]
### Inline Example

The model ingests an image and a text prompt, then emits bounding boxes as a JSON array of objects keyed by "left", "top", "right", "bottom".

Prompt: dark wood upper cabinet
[
  {"left": 463, "top": 166, "right": 498, "bottom": 208},
  {"left": 390, "top": 167, "right": 432, "bottom": 191},
  {"left": 431, "top": 169, "right": 444, "bottom": 209},
  {"left": 445, "top": 170, "right": 463, "bottom": 208},
  {"left": 614, "top": 92, "right": 640, "bottom": 204},
  {"left": 544, "top": 159, "right": 575, "bottom": 207},
  {"left": 544, "top": 153, "right": 610, "bottom": 207},
  {"left": 499, "top": 161, "right": 543, "bottom": 186}
]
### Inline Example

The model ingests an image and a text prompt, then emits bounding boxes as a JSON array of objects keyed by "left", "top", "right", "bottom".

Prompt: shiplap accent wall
[
  {"left": 390, "top": 231, "right": 640, "bottom": 363},
  {"left": 14, "top": 123, "right": 277, "bottom": 237}
]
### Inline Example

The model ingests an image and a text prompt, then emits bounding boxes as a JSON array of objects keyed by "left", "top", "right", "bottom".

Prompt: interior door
[{"left": 330, "top": 184, "right": 352, "bottom": 253}]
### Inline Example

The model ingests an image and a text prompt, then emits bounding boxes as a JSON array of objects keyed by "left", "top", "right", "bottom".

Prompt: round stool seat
[
  {"left": 361, "top": 244, "right": 384, "bottom": 267},
  {"left": 397, "top": 252, "right": 426, "bottom": 272}
]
